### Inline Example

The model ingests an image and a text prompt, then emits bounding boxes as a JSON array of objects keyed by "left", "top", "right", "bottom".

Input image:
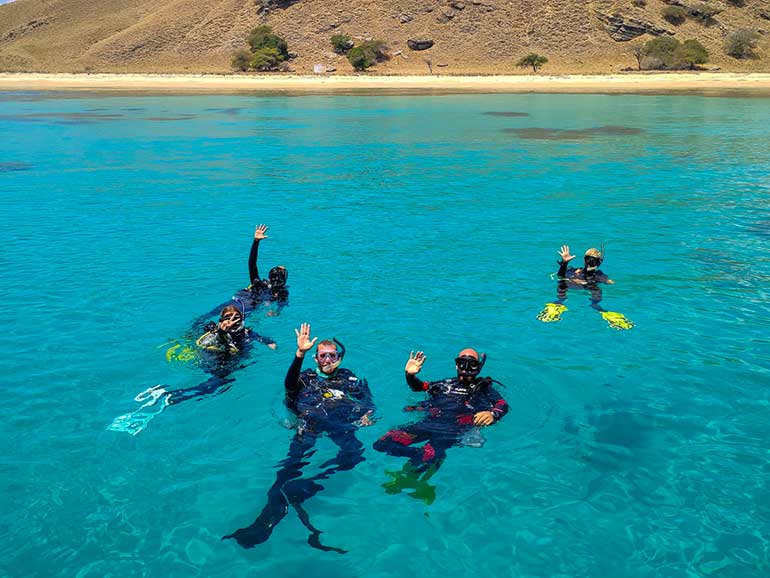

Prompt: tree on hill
[
  {"left": 347, "top": 40, "right": 388, "bottom": 71},
  {"left": 248, "top": 26, "right": 289, "bottom": 60},
  {"left": 250, "top": 47, "right": 283, "bottom": 71},
  {"left": 678, "top": 39, "right": 709, "bottom": 69},
  {"left": 231, "top": 25, "right": 290, "bottom": 72},
  {"left": 517, "top": 53, "right": 548, "bottom": 73},
  {"left": 641, "top": 37, "right": 709, "bottom": 70},
  {"left": 331, "top": 34, "right": 353, "bottom": 54},
  {"left": 725, "top": 28, "right": 760, "bottom": 59}
]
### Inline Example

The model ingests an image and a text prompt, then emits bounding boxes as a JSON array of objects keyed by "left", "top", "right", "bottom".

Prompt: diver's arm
[
  {"left": 557, "top": 245, "right": 575, "bottom": 278},
  {"left": 247, "top": 329, "right": 277, "bottom": 349},
  {"left": 248, "top": 239, "right": 262, "bottom": 284},
  {"left": 248, "top": 224, "right": 269, "bottom": 284},
  {"left": 284, "top": 354, "right": 304, "bottom": 398},
  {"left": 406, "top": 372, "right": 428, "bottom": 392},
  {"left": 488, "top": 387, "right": 509, "bottom": 421},
  {"left": 596, "top": 271, "right": 614, "bottom": 285},
  {"left": 353, "top": 377, "right": 375, "bottom": 414}
]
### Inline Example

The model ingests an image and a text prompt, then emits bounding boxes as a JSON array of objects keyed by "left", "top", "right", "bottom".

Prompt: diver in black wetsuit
[
  {"left": 223, "top": 323, "right": 374, "bottom": 553},
  {"left": 162, "top": 304, "right": 276, "bottom": 405},
  {"left": 537, "top": 244, "right": 632, "bottom": 330},
  {"left": 537, "top": 245, "right": 634, "bottom": 330},
  {"left": 195, "top": 224, "right": 289, "bottom": 323},
  {"left": 373, "top": 349, "right": 508, "bottom": 504},
  {"left": 110, "top": 305, "right": 276, "bottom": 435}
]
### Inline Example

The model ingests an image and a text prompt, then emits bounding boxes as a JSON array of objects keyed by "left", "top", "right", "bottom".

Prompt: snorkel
[{"left": 315, "top": 337, "right": 346, "bottom": 376}]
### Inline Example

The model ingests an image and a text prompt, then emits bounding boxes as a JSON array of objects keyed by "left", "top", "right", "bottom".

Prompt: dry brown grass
[{"left": 1, "top": 0, "right": 769, "bottom": 74}]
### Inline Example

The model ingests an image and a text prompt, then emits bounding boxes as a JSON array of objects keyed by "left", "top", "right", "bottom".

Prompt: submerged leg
[
  {"left": 292, "top": 501, "right": 348, "bottom": 554},
  {"left": 166, "top": 376, "right": 236, "bottom": 405},
  {"left": 223, "top": 432, "right": 318, "bottom": 548}
]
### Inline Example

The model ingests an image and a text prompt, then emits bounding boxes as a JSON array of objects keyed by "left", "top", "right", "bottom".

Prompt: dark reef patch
[
  {"left": 0, "top": 161, "right": 32, "bottom": 172},
  {"left": 504, "top": 125, "right": 644, "bottom": 140},
  {"left": 482, "top": 111, "right": 529, "bottom": 117}
]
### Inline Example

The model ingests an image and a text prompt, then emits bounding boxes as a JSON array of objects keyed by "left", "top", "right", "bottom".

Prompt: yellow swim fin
[
  {"left": 537, "top": 302, "right": 567, "bottom": 323},
  {"left": 165, "top": 342, "right": 197, "bottom": 362},
  {"left": 601, "top": 311, "right": 634, "bottom": 331}
]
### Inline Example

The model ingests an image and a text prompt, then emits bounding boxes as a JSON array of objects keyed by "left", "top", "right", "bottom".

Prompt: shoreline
[{"left": 3, "top": 71, "right": 770, "bottom": 95}]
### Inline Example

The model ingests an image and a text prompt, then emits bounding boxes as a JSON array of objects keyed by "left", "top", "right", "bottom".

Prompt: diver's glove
[
  {"left": 601, "top": 311, "right": 634, "bottom": 331},
  {"left": 537, "top": 302, "right": 567, "bottom": 323}
]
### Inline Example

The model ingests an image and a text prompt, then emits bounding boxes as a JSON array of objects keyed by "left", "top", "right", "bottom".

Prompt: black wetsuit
[
  {"left": 373, "top": 373, "right": 508, "bottom": 471},
  {"left": 166, "top": 324, "right": 274, "bottom": 405},
  {"left": 555, "top": 260, "right": 611, "bottom": 311},
  {"left": 223, "top": 355, "right": 374, "bottom": 553},
  {"left": 194, "top": 238, "right": 288, "bottom": 324}
]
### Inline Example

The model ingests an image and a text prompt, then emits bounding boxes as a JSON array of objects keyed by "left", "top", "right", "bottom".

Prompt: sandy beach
[{"left": 2, "top": 72, "right": 770, "bottom": 94}]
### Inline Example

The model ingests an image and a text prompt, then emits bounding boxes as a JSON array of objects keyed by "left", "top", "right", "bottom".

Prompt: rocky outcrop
[
  {"left": 407, "top": 38, "right": 434, "bottom": 50},
  {"left": 256, "top": 0, "right": 301, "bottom": 13},
  {"left": 596, "top": 11, "right": 673, "bottom": 41},
  {"left": 0, "top": 18, "right": 51, "bottom": 43},
  {"left": 437, "top": 7, "right": 458, "bottom": 23}
]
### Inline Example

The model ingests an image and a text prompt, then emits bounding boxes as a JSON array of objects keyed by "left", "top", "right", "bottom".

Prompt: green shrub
[
  {"left": 642, "top": 37, "right": 709, "bottom": 70},
  {"left": 642, "top": 36, "right": 680, "bottom": 68},
  {"left": 248, "top": 25, "right": 289, "bottom": 60},
  {"left": 725, "top": 28, "right": 759, "bottom": 58},
  {"left": 360, "top": 39, "right": 388, "bottom": 61},
  {"left": 250, "top": 47, "right": 283, "bottom": 71},
  {"left": 677, "top": 38, "right": 709, "bottom": 68},
  {"left": 516, "top": 53, "right": 548, "bottom": 72},
  {"left": 662, "top": 5, "right": 687, "bottom": 25},
  {"left": 231, "top": 49, "right": 251, "bottom": 71},
  {"left": 348, "top": 45, "right": 375, "bottom": 70},
  {"left": 346, "top": 39, "right": 388, "bottom": 71},
  {"left": 331, "top": 34, "right": 353, "bottom": 54}
]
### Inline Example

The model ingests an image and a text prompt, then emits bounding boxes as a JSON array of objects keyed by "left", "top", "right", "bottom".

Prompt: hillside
[{"left": 1, "top": 0, "right": 769, "bottom": 74}]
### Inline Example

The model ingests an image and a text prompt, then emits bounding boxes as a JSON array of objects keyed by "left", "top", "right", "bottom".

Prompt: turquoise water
[{"left": 2, "top": 90, "right": 770, "bottom": 577}]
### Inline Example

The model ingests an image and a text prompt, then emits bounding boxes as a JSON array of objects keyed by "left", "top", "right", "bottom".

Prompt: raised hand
[
  {"left": 254, "top": 224, "right": 269, "bottom": 241},
  {"left": 558, "top": 244, "right": 575, "bottom": 263},
  {"left": 294, "top": 323, "right": 317, "bottom": 357},
  {"left": 405, "top": 350, "right": 427, "bottom": 375},
  {"left": 218, "top": 311, "right": 242, "bottom": 332}
]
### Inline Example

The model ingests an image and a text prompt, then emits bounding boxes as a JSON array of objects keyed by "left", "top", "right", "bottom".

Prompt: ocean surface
[{"left": 1, "top": 90, "right": 769, "bottom": 578}]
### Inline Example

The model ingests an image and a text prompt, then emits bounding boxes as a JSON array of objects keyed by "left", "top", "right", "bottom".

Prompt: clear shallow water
[{"left": 1, "top": 90, "right": 769, "bottom": 578}]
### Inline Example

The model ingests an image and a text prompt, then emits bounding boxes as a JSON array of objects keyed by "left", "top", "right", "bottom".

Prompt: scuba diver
[
  {"left": 194, "top": 224, "right": 289, "bottom": 323},
  {"left": 223, "top": 323, "right": 374, "bottom": 553},
  {"left": 537, "top": 244, "right": 633, "bottom": 330},
  {"left": 107, "top": 304, "right": 276, "bottom": 435},
  {"left": 373, "top": 349, "right": 508, "bottom": 505}
]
